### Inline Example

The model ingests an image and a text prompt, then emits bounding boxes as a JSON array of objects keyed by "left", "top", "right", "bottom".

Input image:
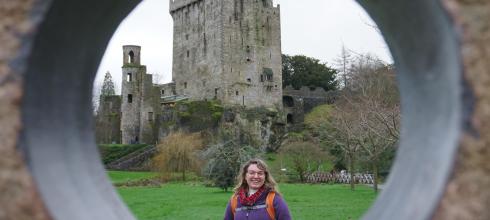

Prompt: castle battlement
[{"left": 169, "top": 0, "right": 202, "bottom": 13}]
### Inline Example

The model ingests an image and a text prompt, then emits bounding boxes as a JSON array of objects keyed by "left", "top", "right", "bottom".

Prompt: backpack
[{"left": 231, "top": 191, "right": 276, "bottom": 220}]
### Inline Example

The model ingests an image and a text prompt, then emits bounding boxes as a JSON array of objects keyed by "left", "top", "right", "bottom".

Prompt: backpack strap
[
  {"left": 231, "top": 194, "right": 238, "bottom": 216},
  {"left": 266, "top": 191, "right": 276, "bottom": 220},
  {"left": 231, "top": 191, "right": 276, "bottom": 220}
]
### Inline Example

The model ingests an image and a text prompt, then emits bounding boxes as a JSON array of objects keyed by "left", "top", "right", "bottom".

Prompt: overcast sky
[{"left": 94, "top": 0, "right": 391, "bottom": 94}]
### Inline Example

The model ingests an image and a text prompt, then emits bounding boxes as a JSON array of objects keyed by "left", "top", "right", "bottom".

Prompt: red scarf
[{"left": 238, "top": 186, "right": 266, "bottom": 206}]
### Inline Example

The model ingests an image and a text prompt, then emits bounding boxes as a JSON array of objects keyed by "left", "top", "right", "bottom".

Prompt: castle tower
[
  {"left": 121, "top": 45, "right": 160, "bottom": 144},
  {"left": 169, "top": 0, "right": 283, "bottom": 109},
  {"left": 121, "top": 45, "right": 142, "bottom": 144}
]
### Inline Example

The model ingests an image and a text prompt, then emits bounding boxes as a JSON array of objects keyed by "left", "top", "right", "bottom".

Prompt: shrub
[
  {"left": 152, "top": 132, "right": 205, "bottom": 182},
  {"left": 279, "top": 141, "right": 330, "bottom": 182},
  {"left": 201, "top": 140, "right": 260, "bottom": 191}
]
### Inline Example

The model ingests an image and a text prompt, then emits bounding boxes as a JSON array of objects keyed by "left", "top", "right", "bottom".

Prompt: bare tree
[
  {"left": 334, "top": 44, "right": 352, "bottom": 89},
  {"left": 279, "top": 141, "right": 329, "bottom": 182},
  {"left": 337, "top": 56, "right": 399, "bottom": 192}
]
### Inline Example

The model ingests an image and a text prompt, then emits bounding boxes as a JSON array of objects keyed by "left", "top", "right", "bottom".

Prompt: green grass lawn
[
  {"left": 115, "top": 181, "right": 377, "bottom": 220},
  {"left": 108, "top": 171, "right": 158, "bottom": 184}
]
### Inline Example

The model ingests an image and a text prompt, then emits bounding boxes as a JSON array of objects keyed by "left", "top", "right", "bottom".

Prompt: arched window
[{"left": 128, "top": 51, "right": 134, "bottom": 63}]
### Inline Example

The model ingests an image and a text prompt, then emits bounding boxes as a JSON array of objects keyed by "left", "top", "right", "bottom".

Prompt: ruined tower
[
  {"left": 169, "top": 0, "right": 283, "bottom": 109},
  {"left": 121, "top": 45, "right": 158, "bottom": 144}
]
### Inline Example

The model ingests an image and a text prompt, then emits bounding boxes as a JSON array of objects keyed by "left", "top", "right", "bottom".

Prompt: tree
[
  {"left": 279, "top": 141, "right": 329, "bottom": 182},
  {"left": 303, "top": 102, "right": 362, "bottom": 191},
  {"left": 333, "top": 44, "right": 353, "bottom": 88},
  {"left": 201, "top": 139, "right": 260, "bottom": 191},
  {"left": 93, "top": 71, "right": 117, "bottom": 113},
  {"left": 330, "top": 54, "right": 399, "bottom": 192},
  {"left": 282, "top": 54, "right": 338, "bottom": 91},
  {"left": 349, "top": 63, "right": 399, "bottom": 192},
  {"left": 303, "top": 53, "right": 400, "bottom": 191},
  {"left": 153, "top": 132, "right": 204, "bottom": 181},
  {"left": 101, "top": 71, "right": 116, "bottom": 96}
]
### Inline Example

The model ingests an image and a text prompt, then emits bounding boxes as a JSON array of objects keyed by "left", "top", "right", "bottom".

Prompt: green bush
[
  {"left": 98, "top": 144, "right": 148, "bottom": 165},
  {"left": 201, "top": 140, "right": 261, "bottom": 191}
]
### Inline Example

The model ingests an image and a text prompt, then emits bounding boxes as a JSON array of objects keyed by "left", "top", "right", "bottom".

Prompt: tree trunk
[
  {"left": 372, "top": 158, "right": 379, "bottom": 193},
  {"left": 349, "top": 153, "right": 355, "bottom": 191}
]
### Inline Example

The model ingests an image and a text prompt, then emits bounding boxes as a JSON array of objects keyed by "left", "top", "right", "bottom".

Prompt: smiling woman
[
  {"left": 1, "top": 0, "right": 489, "bottom": 220},
  {"left": 224, "top": 159, "right": 291, "bottom": 220}
]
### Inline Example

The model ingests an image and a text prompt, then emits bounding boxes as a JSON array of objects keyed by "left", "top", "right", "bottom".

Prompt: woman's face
[{"left": 245, "top": 164, "right": 266, "bottom": 190}]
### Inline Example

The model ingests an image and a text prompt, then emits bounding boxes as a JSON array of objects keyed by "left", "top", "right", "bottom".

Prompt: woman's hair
[{"left": 233, "top": 158, "right": 279, "bottom": 193}]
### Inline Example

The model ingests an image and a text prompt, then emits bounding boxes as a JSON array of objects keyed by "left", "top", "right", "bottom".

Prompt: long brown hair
[{"left": 233, "top": 158, "right": 279, "bottom": 193}]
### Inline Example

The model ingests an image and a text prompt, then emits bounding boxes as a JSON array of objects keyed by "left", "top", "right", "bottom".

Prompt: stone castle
[{"left": 96, "top": 0, "right": 333, "bottom": 145}]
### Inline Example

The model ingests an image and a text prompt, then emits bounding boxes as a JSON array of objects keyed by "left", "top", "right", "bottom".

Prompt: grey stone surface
[
  {"left": 95, "top": 95, "right": 122, "bottom": 144},
  {"left": 170, "top": 0, "right": 282, "bottom": 109}
]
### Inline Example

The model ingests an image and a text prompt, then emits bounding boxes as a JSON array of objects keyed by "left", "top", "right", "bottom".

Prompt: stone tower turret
[
  {"left": 123, "top": 45, "right": 141, "bottom": 65},
  {"left": 121, "top": 45, "right": 143, "bottom": 144},
  {"left": 120, "top": 45, "right": 159, "bottom": 144}
]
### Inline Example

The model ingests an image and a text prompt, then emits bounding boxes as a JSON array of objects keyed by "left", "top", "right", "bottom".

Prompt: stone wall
[
  {"left": 282, "top": 86, "right": 337, "bottom": 126},
  {"left": 170, "top": 0, "right": 282, "bottom": 109},
  {"left": 95, "top": 95, "right": 122, "bottom": 144}
]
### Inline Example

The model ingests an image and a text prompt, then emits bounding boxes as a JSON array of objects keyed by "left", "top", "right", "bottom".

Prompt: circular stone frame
[{"left": 7, "top": 0, "right": 475, "bottom": 219}]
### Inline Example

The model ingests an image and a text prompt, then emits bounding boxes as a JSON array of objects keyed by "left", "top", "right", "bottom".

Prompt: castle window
[
  {"left": 246, "top": 57, "right": 251, "bottom": 62},
  {"left": 161, "top": 89, "right": 165, "bottom": 95},
  {"left": 247, "top": 78, "right": 251, "bottom": 83},
  {"left": 263, "top": 68, "right": 273, "bottom": 81},
  {"left": 128, "top": 51, "right": 134, "bottom": 63},
  {"left": 287, "top": 114, "right": 293, "bottom": 124},
  {"left": 187, "top": 50, "right": 190, "bottom": 58},
  {"left": 215, "top": 88, "right": 219, "bottom": 95},
  {"left": 185, "top": 34, "right": 189, "bottom": 40},
  {"left": 236, "top": 91, "right": 239, "bottom": 96},
  {"left": 148, "top": 112, "right": 153, "bottom": 121},
  {"left": 184, "top": 82, "right": 187, "bottom": 89},
  {"left": 127, "top": 73, "right": 132, "bottom": 82},
  {"left": 260, "top": 75, "right": 264, "bottom": 82},
  {"left": 127, "top": 94, "right": 133, "bottom": 103}
]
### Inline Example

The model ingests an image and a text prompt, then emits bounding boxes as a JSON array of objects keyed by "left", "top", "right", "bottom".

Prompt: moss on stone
[
  {"left": 174, "top": 100, "right": 224, "bottom": 131},
  {"left": 243, "top": 107, "right": 276, "bottom": 121}
]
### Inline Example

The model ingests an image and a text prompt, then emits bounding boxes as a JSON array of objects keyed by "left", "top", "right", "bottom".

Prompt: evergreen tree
[{"left": 101, "top": 71, "right": 116, "bottom": 96}]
